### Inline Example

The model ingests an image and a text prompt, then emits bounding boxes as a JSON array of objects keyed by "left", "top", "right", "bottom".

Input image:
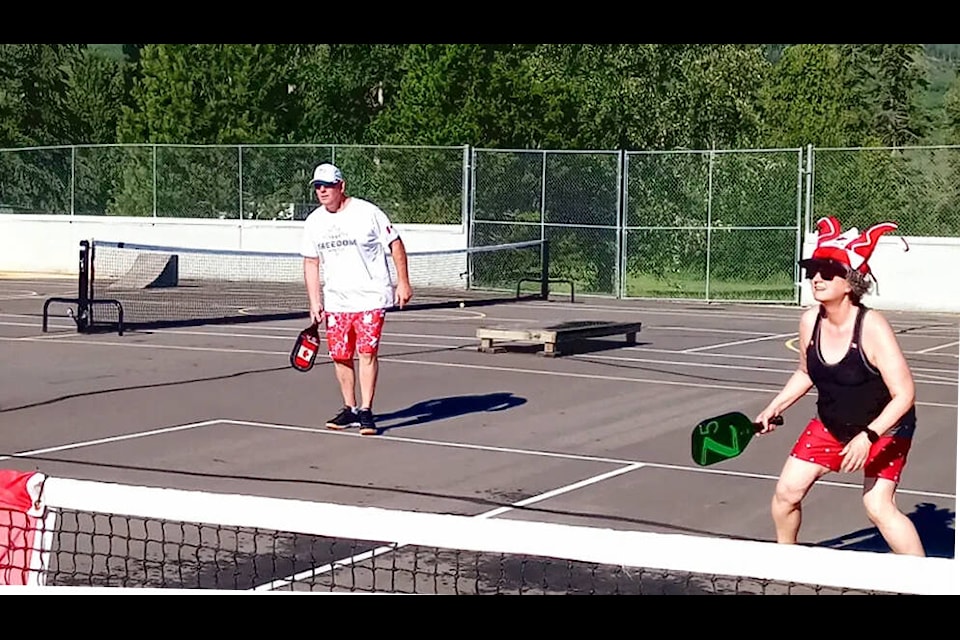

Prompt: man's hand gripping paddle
[
  {"left": 290, "top": 319, "right": 321, "bottom": 372},
  {"left": 690, "top": 412, "right": 784, "bottom": 467}
]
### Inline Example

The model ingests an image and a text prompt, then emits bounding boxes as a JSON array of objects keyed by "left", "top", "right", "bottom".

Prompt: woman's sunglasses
[{"left": 801, "top": 259, "right": 849, "bottom": 281}]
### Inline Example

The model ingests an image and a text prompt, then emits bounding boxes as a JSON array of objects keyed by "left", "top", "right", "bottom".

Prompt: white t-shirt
[{"left": 300, "top": 197, "right": 401, "bottom": 312}]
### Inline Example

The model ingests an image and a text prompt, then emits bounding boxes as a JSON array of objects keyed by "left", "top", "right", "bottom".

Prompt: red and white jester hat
[{"left": 802, "top": 216, "right": 906, "bottom": 277}]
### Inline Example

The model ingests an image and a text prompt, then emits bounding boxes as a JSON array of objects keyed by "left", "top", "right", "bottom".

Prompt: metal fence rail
[{"left": 2, "top": 143, "right": 959, "bottom": 304}]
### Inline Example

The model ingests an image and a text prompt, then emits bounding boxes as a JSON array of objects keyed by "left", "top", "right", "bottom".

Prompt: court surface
[{"left": 1, "top": 276, "right": 957, "bottom": 560}]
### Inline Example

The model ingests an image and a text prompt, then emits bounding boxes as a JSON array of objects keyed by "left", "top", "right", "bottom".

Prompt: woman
[{"left": 755, "top": 216, "right": 923, "bottom": 556}]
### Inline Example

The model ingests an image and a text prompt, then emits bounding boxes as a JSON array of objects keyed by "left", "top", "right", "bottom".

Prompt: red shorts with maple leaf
[{"left": 324, "top": 309, "right": 386, "bottom": 360}]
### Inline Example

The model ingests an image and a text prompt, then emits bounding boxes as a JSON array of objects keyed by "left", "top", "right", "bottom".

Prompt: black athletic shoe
[
  {"left": 326, "top": 406, "right": 359, "bottom": 430},
  {"left": 357, "top": 409, "right": 379, "bottom": 436}
]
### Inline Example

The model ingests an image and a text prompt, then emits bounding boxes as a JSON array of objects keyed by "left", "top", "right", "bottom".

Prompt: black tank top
[{"left": 806, "top": 305, "right": 916, "bottom": 443}]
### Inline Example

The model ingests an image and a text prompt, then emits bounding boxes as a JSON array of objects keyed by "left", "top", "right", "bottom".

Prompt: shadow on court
[
  {"left": 0, "top": 365, "right": 292, "bottom": 414},
  {"left": 816, "top": 502, "right": 955, "bottom": 558},
  {"left": 493, "top": 338, "right": 651, "bottom": 357},
  {"left": 376, "top": 392, "right": 526, "bottom": 432}
]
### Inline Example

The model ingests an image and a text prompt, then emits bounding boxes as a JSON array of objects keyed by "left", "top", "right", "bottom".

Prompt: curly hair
[{"left": 846, "top": 268, "right": 873, "bottom": 304}]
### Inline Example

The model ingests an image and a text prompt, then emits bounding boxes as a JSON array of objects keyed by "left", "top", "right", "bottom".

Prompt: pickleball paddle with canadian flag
[{"left": 290, "top": 320, "right": 321, "bottom": 372}]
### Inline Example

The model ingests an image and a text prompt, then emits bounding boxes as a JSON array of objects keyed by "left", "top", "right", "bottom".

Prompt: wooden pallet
[{"left": 476, "top": 320, "right": 642, "bottom": 357}]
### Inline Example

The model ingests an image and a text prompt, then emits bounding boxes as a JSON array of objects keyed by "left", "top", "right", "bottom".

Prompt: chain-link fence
[
  {"left": 470, "top": 148, "right": 622, "bottom": 297},
  {"left": 3, "top": 143, "right": 959, "bottom": 303},
  {"left": 809, "top": 145, "right": 960, "bottom": 236},
  {"left": 623, "top": 148, "right": 804, "bottom": 302},
  {"left": 471, "top": 148, "right": 804, "bottom": 302},
  {"left": 0, "top": 144, "right": 469, "bottom": 224}
]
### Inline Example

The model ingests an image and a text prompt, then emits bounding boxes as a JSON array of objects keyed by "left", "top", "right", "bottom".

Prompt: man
[
  {"left": 755, "top": 216, "right": 923, "bottom": 556},
  {"left": 300, "top": 162, "right": 413, "bottom": 436}
]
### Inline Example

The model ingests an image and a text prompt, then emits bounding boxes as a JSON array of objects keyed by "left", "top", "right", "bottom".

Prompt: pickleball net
[
  {"left": 4, "top": 475, "right": 956, "bottom": 594},
  {"left": 43, "top": 238, "right": 551, "bottom": 332}
]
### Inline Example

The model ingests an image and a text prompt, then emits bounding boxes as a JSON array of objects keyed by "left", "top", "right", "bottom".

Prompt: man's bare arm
[
  {"left": 303, "top": 256, "right": 323, "bottom": 322},
  {"left": 390, "top": 238, "right": 413, "bottom": 308}
]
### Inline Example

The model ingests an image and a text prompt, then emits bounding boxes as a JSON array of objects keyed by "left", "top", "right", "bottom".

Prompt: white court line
[
  {"left": 12, "top": 320, "right": 954, "bottom": 369},
  {"left": 1, "top": 320, "right": 473, "bottom": 345},
  {"left": 914, "top": 374, "right": 960, "bottom": 384},
  {"left": 623, "top": 347, "right": 955, "bottom": 376},
  {"left": 0, "top": 333, "right": 469, "bottom": 355},
  {"left": 377, "top": 358, "right": 958, "bottom": 408},
  {"left": 571, "top": 353, "right": 958, "bottom": 386},
  {"left": 526, "top": 301, "right": 805, "bottom": 321},
  {"left": 917, "top": 341, "right": 960, "bottom": 355},
  {"left": 9, "top": 329, "right": 84, "bottom": 341},
  {"left": 0, "top": 293, "right": 41, "bottom": 300},
  {"left": 0, "top": 335, "right": 285, "bottom": 357},
  {"left": 658, "top": 326, "right": 777, "bottom": 336},
  {"left": 528, "top": 299, "right": 960, "bottom": 324},
  {"left": 6, "top": 314, "right": 955, "bottom": 352},
  {"left": 5, "top": 320, "right": 957, "bottom": 381},
  {"left": 151, "top": 327, "right": 473, "bottom": 343},
  {"left": 682, "top": 332, "right": 798, "bottom": 354},
  {"left": 225, "top": 420, "right": 955, "bottom": 501},
  {"left": 253, "top": 462, "right": 644, "bottom": 591},
  {"left": 575, "top": 353, "right": 797, "bottom": 377},
  {"left": 1, "top": 333, "right": 954, "bottom": 406},
  {"left": 0, "top": 420, "right": 221, "bottom": 463}
]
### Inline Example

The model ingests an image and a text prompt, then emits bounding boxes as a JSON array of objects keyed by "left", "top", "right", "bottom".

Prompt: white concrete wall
[
  {"left": 2, "top": 215, "right": 959, "bottom": 312},
  {"left": 0, "top": 215, "right": 468, "bottom": 276},
  {"left": 798, "top": 233, "right": 960, "bottom": 313}
]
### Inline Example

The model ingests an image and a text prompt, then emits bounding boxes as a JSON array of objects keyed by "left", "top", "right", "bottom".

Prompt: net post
[
  {"left": 540, "top": 239, "right": 550, "bottom": 300},
  {"left": 76, "top": 240, "right": 90, "bottom": 332}
]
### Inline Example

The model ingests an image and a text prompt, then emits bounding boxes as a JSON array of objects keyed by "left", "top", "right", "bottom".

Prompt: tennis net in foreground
[
  {"left": 43, "top": 238, "right": 550, "bottom": 333},
  {"left": 2, "top": 474, "right": 956, "bottom": 594}
]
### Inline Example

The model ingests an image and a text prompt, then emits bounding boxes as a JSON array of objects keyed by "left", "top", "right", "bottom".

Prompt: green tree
[
  {"left": 668, "top": 44, "right": 769, "bottom": 150},
  {"left": 113, "top": 44, "right": 311, "bottom": 217},
  {"left": 846, "top": 44, "right": 929, "bottom": 146},
  {"left": 942, "top": 75, "right": 960, "bottom": 234},
  {"left": 368, "top": 44, "right": 540, "bottom": 147},
  {"left": 0, "top": 44, "right": 84, "bottom": 148},
  {"left": 523, "top": 44, "right": 672, "bottom": 150},
  {"left": 923, "top": 44, "right": 960, "bottom": 63},
  {"left": 521, "top": 44, "right": 768, "bottom": 151},
  {"left": 946, "top": 75, "right": 960, "bottom": 143},
  {"left": 292, "top": 44, "right": 407, "bottom": 145},
  {"left": 759, "top": 44, "right": 871, "bottom": 148},
  {"left": 0, "top": 45, "right": 84, "bottom": 214},
  {"left": 118, "top": 44, "right": 303, "bottom": 144},
  {"left": 67, "top": 49, "right": 130, "bottom": 144}
]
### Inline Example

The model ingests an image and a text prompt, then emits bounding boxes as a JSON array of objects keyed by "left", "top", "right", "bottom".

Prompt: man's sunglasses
[{"left": 800, "top": 259, "right": 849, "bottom": 281}]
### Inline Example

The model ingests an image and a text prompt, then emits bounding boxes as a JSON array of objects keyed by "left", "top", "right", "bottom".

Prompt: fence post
[
  {"left": 705, "top": 147, "right": 715, "bottom": 302},
  {"left": 804, "top": 144, "right": 813, "bottom": 233},
  {"left": 70, "top": 146, "right": 76, "bottom": 216},
  {"left": 461, "top": 144, "right": 470, "bottom": 236},
  {"left": 617, "top": 149, "right": 626, "bottom": 299},
  {"left": 238, "top": 144, "right": 244, "bottom": 220},
  {"left": 467, "top": 147, "right": 476, "bottom": 250},
  {"left": 540, "top": 150, "right": 547, "bottom": 244},
  {"left": 541, "top": 238, "right": 551, "bottom": 300},
  {"left": 795, "top": 147, "right": 807, "bottom": 305},
  {"left": 152, "top": 145, "right": 158, "bottom": 218}
]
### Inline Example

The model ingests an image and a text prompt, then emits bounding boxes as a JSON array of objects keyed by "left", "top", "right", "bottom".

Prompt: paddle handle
[{"left": 753, "top": 415, "right": 784, "bottom": 432}]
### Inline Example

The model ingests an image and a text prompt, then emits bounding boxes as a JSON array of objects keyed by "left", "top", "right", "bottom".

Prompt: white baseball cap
[{"left": 309, "top": 163, "right": 343, "bottom": 187}]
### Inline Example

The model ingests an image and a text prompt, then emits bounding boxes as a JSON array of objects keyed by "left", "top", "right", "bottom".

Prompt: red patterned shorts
[
  {"left": 324, "top": 309, "right": 386, "bottom": 360},
  {"left": 789, "top": 418, "right": 912, "bottom": 483}
]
